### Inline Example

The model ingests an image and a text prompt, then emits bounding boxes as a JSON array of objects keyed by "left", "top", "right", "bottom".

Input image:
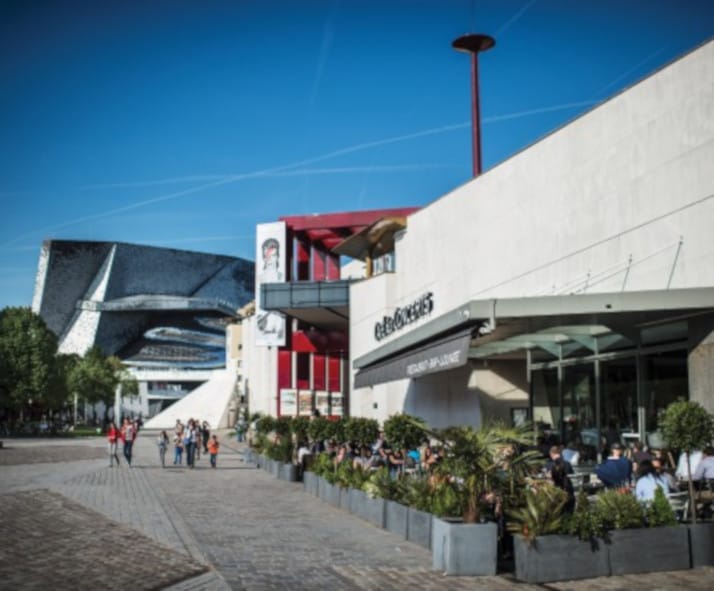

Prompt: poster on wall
[
  {"left": 298, "top": 390, "right": 314, "bottom": 416},
  {"left": 280, "top": 389, "right": 297, "bottom": 416},
  {"left": 315, "top": 391, "right": 329, "bottom": 416},
  {"left": 255, "top": 221, "right": 286, "bottom": 347},
  {"left": 330, "top": 392, "right": 344, "bottom": 416}
]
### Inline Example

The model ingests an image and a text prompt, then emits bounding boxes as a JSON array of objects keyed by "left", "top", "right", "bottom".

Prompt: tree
[
  {"left": 0, "top": 307, "right": 58, "bottom": 419},
  {"left": 659, "top": 400, "right": 714, "bottom": 523},
  {"left": 67, "top": 347, "right": 137, "bottom": 417}
]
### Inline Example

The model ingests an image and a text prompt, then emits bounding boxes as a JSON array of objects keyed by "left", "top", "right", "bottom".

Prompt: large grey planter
[
  {"left": 608, "top": 526, "right": 690, "bottom": 575},
  {"left": 385, "top": 500, "right": 408, "bottom": 539},
  {"left": 689, "top": 522, "right": 714, "bottom": 567},
  {"left": 269, "top": 459, "right": 280, "bottom": 478},
  {"left": 319, "top": 479, "right": 341, "bottom": 507},
  {"left": 407, "top": 508, "right": 432, "bottom": 549},
  {"left": 303, "top": 471, "right": 319, "bottom": 496},
  {"left": 432, "top": 517, "right": 498, "bottom": 576},
  {"left": 280, "top": 463, "right": 298, "bottom": 482},
  {"left": 338, "top": 487, "right": 351, "bottom": 511},
  {"left": 513, "top": 535, "right": 609, "bottom": 583},
  {"left": 349, "top": 489, "right": 386, "bottom": 528}
]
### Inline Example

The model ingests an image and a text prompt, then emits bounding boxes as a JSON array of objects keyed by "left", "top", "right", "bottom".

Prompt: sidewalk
[{"left": 1, "top": 436, "right": 712, "bottom": 590}]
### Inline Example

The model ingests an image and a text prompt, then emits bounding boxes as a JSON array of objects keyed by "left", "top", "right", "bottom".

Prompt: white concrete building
[{"left": 349, "top": 40, "right": 714, "bottom": 456}]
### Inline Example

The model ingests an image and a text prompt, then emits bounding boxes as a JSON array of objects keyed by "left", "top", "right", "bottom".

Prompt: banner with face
[{"left": 255, "top": 221, "right": 286, "bottom": 347}]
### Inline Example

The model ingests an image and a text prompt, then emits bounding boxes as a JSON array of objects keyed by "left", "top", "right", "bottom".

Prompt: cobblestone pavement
[
  {"left": 0, "top": 489, "right": 206, "bottom": 590},
  {"left": 1, "top": 435, "right": 712, "bottom": 590},
  {"left": 0, "top": 440, "right": 107, "bottom": 465}
]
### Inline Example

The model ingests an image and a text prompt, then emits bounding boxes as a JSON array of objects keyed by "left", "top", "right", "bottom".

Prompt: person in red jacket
[
  {"left": 120, "top": 418, "right": 136, "bottom": 466},
  {"left": 107, "top": 421, "right": 121, "bottom": 467}
]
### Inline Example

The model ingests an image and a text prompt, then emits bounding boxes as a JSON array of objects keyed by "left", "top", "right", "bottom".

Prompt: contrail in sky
[
  {"left": 0, "top": 100, "right": 600, "bottom": 249},
  {"left": 495, "top": 0, "right": 537, "bottom": 37},
  {"left": 82, "top": 164, "right": 456, "bottom": 191},
  {"left": 594, "top": 44, "right": 669, "bottom": 97},
  {"left": 309, "top": 0, "right": 341, "bottom": 106}
]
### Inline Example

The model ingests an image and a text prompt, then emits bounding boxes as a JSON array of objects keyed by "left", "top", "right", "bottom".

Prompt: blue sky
[{"left": 1, "top": 0, "right": 712, "bottom": 309}]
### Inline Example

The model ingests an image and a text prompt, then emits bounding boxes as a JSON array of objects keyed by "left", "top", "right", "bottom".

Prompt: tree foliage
[
  {"left": 67, "top": 346, "right": 122, "bottom": 407},
  {"left": 0, "top": 307, "right": 59, "bottom": 413},
  {"left": 659, "top": 400, "right": 714, "bottom": 454},
  {"left": 383, "top": 413, "right": 426, "bottom": 451}
]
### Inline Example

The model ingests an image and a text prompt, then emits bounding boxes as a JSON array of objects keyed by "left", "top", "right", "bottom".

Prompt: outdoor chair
[{"left": 667, "top": 491, "right": 689, "bottom": 522}]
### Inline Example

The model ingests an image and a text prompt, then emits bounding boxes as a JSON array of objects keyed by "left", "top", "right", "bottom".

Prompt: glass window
[
  {"left": 601, "top": 357, "right": 639, "bottom": 447},
  {"left": 644, "top": 349, "right": 688, "bottom": 433}
]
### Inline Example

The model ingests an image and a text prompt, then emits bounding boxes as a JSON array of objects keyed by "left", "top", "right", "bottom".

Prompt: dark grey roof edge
[{"left": 354, "top": 287, "right": 714, "bottom": 369}]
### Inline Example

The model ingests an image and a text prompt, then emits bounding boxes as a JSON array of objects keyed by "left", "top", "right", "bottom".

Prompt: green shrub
[
  {"left": 384, "top": 413, "right": 426, "bottom": 451},
  {"left": 312, "top": 452, "right": 335, "bottom": 481},
  {"left": 564, "top": 490, "right": 606, "bottom": 541},
  {"left": 595, "top": 489, "right": 645, "bottom": 530},
  {"left": 324, "top": 417, "right": 346, "bottom": 445},
  {"left": 646, "top": 486, "right": 677, "bottom": 527},
  {"left": 265, "top": 435, "right": 293, "bottom": 464},
  {"left": 363, "top": 467, "right": 402, "bottom": 500},
  {"left": 429, "top": 480, "right": 461, "bottom": 518},
  {"left": 291, "top": 416, "right": 310, "bottom": 442},
  {"left": 307, "top": 416, "right": 331, "bottom": 444},
  {"left": 507, "top": 482, "right": 567, "bottom": 542},
  {"left": 274, "top": 416, "right": 292, "bottom": 437},
  {"left": 255, "top": 415, "right": 276, "bottom": 435},
  {"left": 401, "top": 475, "right": 435, "bottom": 512},
  {"left": 344, "top": 417, "right": 379, "bottom": 448}
]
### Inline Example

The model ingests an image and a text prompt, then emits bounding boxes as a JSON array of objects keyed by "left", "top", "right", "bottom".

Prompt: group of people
[
  {"left": 106, "top": 417, "right": 141, "bottom": 467},
  {"left": 538, "top": 439, "right": 714, "bottom": 517},
  {"left": 106, "top": 417, "right": 221, "bottom": 469},
  {"left": 167, "top": 419, "right": 220, "bottom": 469},
  {"left": 296, "top": 430, "right": 444, "bottom": 479}
]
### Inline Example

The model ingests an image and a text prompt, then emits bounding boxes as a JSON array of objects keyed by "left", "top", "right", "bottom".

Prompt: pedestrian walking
[
  {"left": 201, "top": 421, "right": 210, "bottom": 454},
  {"left": 107, "top": 421, "right": 121, "bottom": 467},
  {"left": 208, "top": 434, "right": 220, "bottom": 469},
  {"left": 121, "top": 418, "right": 135, "bottom": 466},
  {"left": 173, "top": 431, "right": 183, "bottom": 465},
  {"left": 184, "top": 419, "right": 196, "bottom": 468},
  {"left": 157, "top": 430, "right": 169, "bottom": 468}
]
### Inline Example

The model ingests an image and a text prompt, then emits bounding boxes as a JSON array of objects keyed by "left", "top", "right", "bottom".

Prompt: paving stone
[{"left": 1, "top": 435, "right": 713, "bottom": 590}]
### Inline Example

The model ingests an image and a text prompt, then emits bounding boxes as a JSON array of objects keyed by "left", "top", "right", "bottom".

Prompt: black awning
[{"left": 354, "top": 328, "right": 473, "bottom": 388}]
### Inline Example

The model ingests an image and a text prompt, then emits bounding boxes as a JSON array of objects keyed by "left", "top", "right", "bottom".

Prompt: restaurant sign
[{"left": 374, "top": 292, "right": 434, "bottom": 341}]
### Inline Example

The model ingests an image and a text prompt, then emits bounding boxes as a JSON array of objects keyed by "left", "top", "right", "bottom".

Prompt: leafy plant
[
  {"left": 660, "top": 400, "right": 714, "bottom": 523},
  {"left": 274, "top": 416, "right": 292, "bottom": 437},
  {"left": 312, "top": 452, "right": 336, "bottom": 483},
  {"left": 507, "top": 482, "right": 567, "bottom": 543},
  {"left": 291, "top": 416, "right": 310, "bottom": 442},
  {"left": 363, "top": 467, "right": 403, "bottom": 500},
  {"left": 384, "top": 414, "right": 426, "bottom": 452},
  {"left": 429, "top": 480, "right": 461, "bottom": 518},
  {"left": 307, "top": 416, "right": 331, "bottom": 444},
  {"left": 646, "top": 486, "right": 677, "bottom": 527},
  {"left": 255, "top": 415, "right": 276, "bottom": 435},
  {"left": 265, "top": 435, "right": 293, "bottom": 463},
  {"left": 344, "top": 417, "right": 379, "bottom": 448},
  {"left": 565, "top": 490, "right": 606, "bottom": 542},
  {"left": 324, "top": 417, "right": 346, "bottom": 444},
  {"left": 401, "top": 474, "right": 434, "bottom": 512},
  {"left": 415, "top": 420, "right": 541, "bottom": 523},
  {"left": 594, "top": 489, "right": 644, "bottom": 530},
  {"left": 334, "top": 460, "right": 372, "bottom": 490}
]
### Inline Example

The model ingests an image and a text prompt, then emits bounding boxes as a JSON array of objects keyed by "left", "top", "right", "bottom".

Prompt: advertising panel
[
  {"left": 298, "top": 390, "right": 314, "bottom": 416},
  {"left": 280, "top": 389, "right": 297, "bottom": 416},
  {"left": 255, "top": 221, "right": 286, "bottom": 347}
]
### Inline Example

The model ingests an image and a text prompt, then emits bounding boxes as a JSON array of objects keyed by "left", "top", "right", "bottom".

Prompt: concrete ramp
[{"left": 144, "top": 371, "right": 236, "bottom": 430}]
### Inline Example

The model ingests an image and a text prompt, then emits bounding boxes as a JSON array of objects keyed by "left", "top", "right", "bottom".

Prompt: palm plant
[
  {"left": 507, "top": 481, "right": 568, "bottom": 542},
  {"left": 413, "top": 419, "right": 541, "bottom": 523}
]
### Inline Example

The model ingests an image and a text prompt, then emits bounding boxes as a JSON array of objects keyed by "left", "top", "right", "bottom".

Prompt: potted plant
[
  {"left": 598, "top": 488, "right": 689, "bottom": 575},
  {"left": 659, "top": 400, "right": 714, "bottom": 524},
  {"left": 660, "top": 399, "right": 714, "bottom": 567},
  {"left": 415, "top": 420, "right": 540, "bottom": 576},
  {"left": 510, "top": 486, "right": 610, "bottom": 583}
]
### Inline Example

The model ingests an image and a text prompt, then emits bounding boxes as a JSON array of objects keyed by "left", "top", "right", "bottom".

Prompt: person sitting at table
[
  {"left": 545, "top": 445, "right": 574, "bottom": 475},
  {"left": 651, "top": 455, "right": 678, "bottom": 492},
  {"left": 550, "top": 459, "right": 575, "bottom": 513},
  {"left": 676, "top": 449, "right": 703, "bottom": 481},
  {"left": 692, "top": 446, "right": 714, "bottom": 488},
  {"left": 562, "top": 440, "right": 580, "bottom": 467},
  {"left": 630, "top": 440, "right": 652, "bottom": 474},
  {"left": 595, "top": 442, "right": 632, "bottom": 488},
  {"left": 635, "top": 459, "right": 670, "bottom": 502}
]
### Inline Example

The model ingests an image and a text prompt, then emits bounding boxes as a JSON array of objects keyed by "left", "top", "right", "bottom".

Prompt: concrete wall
[
  {"left": 242, "top": 315, "right": 278, "bottom": 417},
  {"left": 350, "top": 41, "right": 714, "bottom": 428},
  {"left": 688, "top": 317, "right": 714, "bottom": 414}
]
